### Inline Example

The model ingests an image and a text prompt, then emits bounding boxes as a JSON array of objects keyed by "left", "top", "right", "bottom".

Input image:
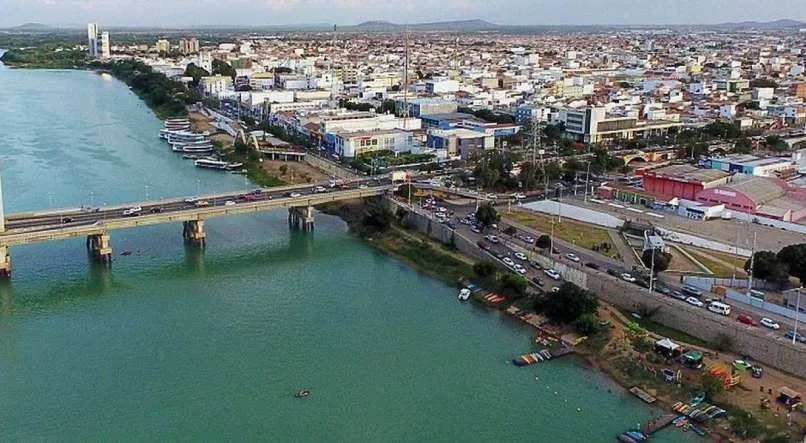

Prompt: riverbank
[{"left": 329, "top": 197, "right": 804, "bottom": 442}]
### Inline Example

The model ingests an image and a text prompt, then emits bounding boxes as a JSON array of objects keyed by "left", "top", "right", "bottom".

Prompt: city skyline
[{"left": 2, "top": 0, "right": 806, "bottom": 28}]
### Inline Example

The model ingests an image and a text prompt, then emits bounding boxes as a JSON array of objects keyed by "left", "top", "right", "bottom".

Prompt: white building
[
  {"left": 100, "top": 32, "right": 110, "bottom": 59},
  {"left": 333, "top": 129, "right": 413, "bottom": 158},
  {"left": 426, "top": 79, "right": 460, "bottom": 94},
  {"left": 87, "top": 23, "right": 98, "bottom": 58},
  {"left": 200, "top": 75, "right": 233, "bottom": 96}
]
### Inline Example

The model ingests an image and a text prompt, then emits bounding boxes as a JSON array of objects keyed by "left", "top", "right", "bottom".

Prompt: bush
[
  {"left": 536, "top": 234, "right": 551, "bottom": 249},
  {"left": 499, "top": 273, "right": 528, "bottom": 297},
  {"left": 575, "top": 313, "right": 601, "bottom": 335},
  {"left": 473, "top": 261, "right": 497, "bottom": 278},
  {"left": 538, "top": 282, "right": 598, "bottom": 324}
]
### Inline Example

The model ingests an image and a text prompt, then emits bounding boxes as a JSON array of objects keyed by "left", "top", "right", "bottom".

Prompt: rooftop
[{"left": 646, "top": 164, "right": 731, "bottom": 184}]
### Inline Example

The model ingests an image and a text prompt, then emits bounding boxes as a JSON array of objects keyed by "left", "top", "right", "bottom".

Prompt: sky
[{"left": 1, "top": 0, "right": 806, "bottom": 28}]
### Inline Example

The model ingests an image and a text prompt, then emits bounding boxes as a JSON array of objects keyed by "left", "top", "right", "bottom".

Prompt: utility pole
[
  {"left": 648, "top": 245, "right": 655, "bottom": 296},
  {"left": 745, "top": 232, "right": 757, "bottom": 303},
  {"left": 794, "top": 287, "right": 802, "bottom": 345},
  {"left": 401, "top": 29, "right": 410, "bottom": 125},
  {"left": 584, "top": 143, "right": 592, "bottom": 203}
]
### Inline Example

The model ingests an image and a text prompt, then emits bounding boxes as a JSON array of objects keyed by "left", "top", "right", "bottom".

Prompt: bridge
[{"left": 0, "top": 179, "right": 392, "bottom": 278}]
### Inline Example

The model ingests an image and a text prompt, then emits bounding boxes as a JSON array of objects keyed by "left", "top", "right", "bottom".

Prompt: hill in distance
[
  {"left": 715, "top": 19, "right": 805, "bottom": 29},
  {"left": 345, "top": 19, "right": 497, "bottom": 32},
  {"left": 9, "top": 22, "right": 55, "bottom": 31}
]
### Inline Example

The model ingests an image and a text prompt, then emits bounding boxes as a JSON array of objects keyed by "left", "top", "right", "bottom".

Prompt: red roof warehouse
[
  {"left": 640, "top": 165, "right": 731, "bottom": 201},
  {"left": 696, "top": 175, "right": 806, "bottom": 222}
]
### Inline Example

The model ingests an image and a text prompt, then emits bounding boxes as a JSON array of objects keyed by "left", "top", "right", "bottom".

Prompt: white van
[{"left": 708, "top": 301, "right": 731, "bottom": 316}]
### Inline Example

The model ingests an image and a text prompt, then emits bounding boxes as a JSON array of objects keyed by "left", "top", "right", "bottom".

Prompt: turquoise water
[{"left": 0, "top": 64, "right": 696, "bottom": 441}]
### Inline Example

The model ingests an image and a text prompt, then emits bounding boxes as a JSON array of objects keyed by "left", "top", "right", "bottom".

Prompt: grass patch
[
  {"left": 687, "top": 249, "right": 743, "bottom": 278},
  {"left": 507, "top": 209, "right": 619, "bottom": 259},
  {"left": 367, "top": 226, "right": 473, "bottom": 286},
  {"left": 619, "top": 309, "right": 708, "bottom": 347}
]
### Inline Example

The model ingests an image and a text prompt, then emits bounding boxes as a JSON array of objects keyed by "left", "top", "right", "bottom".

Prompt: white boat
[
  {"left": 458, "top": 288, "right": 471, "bottom": 301},
  {"left": 182, "top": 146, "right": 214, "bottom": 153},
  {"left": 170, "top": 140, "right": 211, "bottom": 148},
  {"left": 166, "top": 133, "right": 208, "bottom": 143},
  {"left": 194, "top": 158, "right": 229, "bottom": 170}
]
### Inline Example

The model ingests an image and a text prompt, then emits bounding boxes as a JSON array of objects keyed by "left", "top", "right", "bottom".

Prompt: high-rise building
[
  {"left": 179, "top": 38, "right": 200, "bottom": 55},
  {"left": 100, "top": 32, "right": 111, "bottom": 59},
  {"left": 156, "top": 39, "right": 171, "bottom": 54},
  {"left": 87, "top": 23, "right": 98, "bottom": 58}
]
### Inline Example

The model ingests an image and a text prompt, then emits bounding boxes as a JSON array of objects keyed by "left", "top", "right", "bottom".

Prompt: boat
[
  {"left": 295, "top": 389, "right": 310, "bottom": 398},
  {"left": 182, "top": 146, "right": 214, "bottom": 154},
  {"left": 183, "top": 154, "right": 205, "bottom": 160},
  {"left": 225, "top": 162, "right": 244, "bottom": 170},
  {"left": 458, "top": 288, "right": 471, "bottom": 301},
  {"left": 195, "top": 158, "right": 229, "bottom": 170},
  {"left": 616, "top": 430, "right": 647, "bottom": 442},
  {"left": 673, "top": 416, "right": 688, "bottom": 427}
]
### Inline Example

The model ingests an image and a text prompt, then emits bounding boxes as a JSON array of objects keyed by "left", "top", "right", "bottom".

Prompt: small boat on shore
[
  {"left": 458, "top": 288, "right": 471, "bottom": 301},
  {"left": 616, "top": 430, "right": 648, "bottom": 442}
]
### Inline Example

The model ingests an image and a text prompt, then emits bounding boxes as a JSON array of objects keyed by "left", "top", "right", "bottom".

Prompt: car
[
  {"left": 476, "top": 241, "right": 491, "bottom": 251},
  {"left": 736, "top": 313, "right": 757, "bottom": 326},
  {"left": 313, "top": 186, "right": 327, "bottom": 193},
  {"left": 183, "top": 197, "right": 199, "bottom": 204},
  {"left": 194, "top": 200, "right": 210, "bottom": 207},
  {"left": 732, "top": 359, "right": 753, "bottom": 371},
  {"left": 513, "top": 193, "right": 526, "bottom": 200},
  {"left": 514, "top": 252, "right": 527, "bottom": 261},
  {"left": 760, "top": 317, "right": 780, "bottom": 330},
  {"left": 529, "top": 260, "right": 542, "bottom": 270},
  {"left": 522, "top": 236, "right": 535, "bottom": 244},
  {"left": 502, "top": 257, "right": 515, "bottom": 266},
  {"left": 289, "top": 192, "right": 302, "bottom": 198},
  {"left": 566, "top": 253, "right": 581, "bottom": 262},
  {"left": 446, "top": 222, "right": 456, "bottom": 230},
  {"left": 670, "top": 290, "right": 687, "bottom": 301},
  {"left": 358, "top": 185, "right": 368, "bottom": 189},
  {"left": 150, "top": 207, "right": 162, "bottom": 213},
  {"left": 784, "top": 330, "right": 806, "bottom": 344},
  {"left": 620, "top": 273, "right": 637, "bottom": 283},
  {"left": 551, "top": 287, "right": 560, "bottom": 293},
  {"left": 62, "top": 217, "right": 74, "bottom": 224},
  {"left": 584, "top": 262, "right": 600, "bottom": 270},
  {"left": 486, "top": 235, "right": 500, "bottom": 244},
  {"left": 513, "top": 264, "right": 527, "bottom": 275},
  {"left": 251, "top": 189, "right": 263, "bottom": 195},
  {"left": 686, "top": 297, "right": 704, "bottom": 307},
  {"left": 224, "top": 200, "right": 236, "bottom": 206},
  {"left": 606, "top": 269, "right": 620, "bottom": 277},
  {"left": 544, "top": 269, "right": 562, "bottom": 281},
  {"left": 122, "top": 206, "right": 142, "bottom": 217},
  {"left": 486, "top": 193, "right": 497, "bottom": 200},
  {"left": 532, "top": 277, "right": 544, "bottom": 286},
  {"left": 471, "top": 226, "right": 482, "bottom": 234},
  {"left": 655, "top": 286, "right": 670, "bottom": 296}
]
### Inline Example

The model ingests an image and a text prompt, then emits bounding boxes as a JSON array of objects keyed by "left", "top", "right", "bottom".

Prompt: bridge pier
[
  {"left": 0, "top": 246, "right": 10, "bottom": 278},
  {"left": 288, "top": 206, "right": 315, "bottom": 232},
  {"left": 183, "top": 219, "right": 206, "bottom": 247},
  {"left": 86, "top": 232, "right": 112, "bottom": 264}
]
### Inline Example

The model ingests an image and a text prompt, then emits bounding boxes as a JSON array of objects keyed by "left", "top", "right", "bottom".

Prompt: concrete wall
[
  {"left": 304, "top": 154, "right": 361, "bottom": 180},
  {"left": 587, "top": 272, "right": 806, "bottom": 378}
]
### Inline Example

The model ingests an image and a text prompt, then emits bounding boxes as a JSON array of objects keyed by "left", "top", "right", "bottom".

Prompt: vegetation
[
  {"left": 536, "top": 282, "right": 598, "bottom": 324},
  {"left": 499, "top": 273, "right": 528, "bottom": 297},
  {"left": 100, "top": 59, "right": 197, "bottom": 118},
  {"left": 474, "top": 204, "right": 500, "bottom": 228},
  {"left": 183, "top": 63, "right": 210, "bottom": 87},
  {"left": 361, "top": 198, "right": 395, "bottom": 234},
  {"left": 338, "top": 99, "right": 375, "bottom": 112},
  {"left": 507, "top": 210, "right": 618, "bottom": 259},
  {"left": 473, "top": 260, "right": 497, "bottom": 278},
  {"left": 641, "top": 248, "right": 672, "bottom": 274},
  {"left": 355, "top": 150, "right": 436, "bottom": 171},
  {"left": 211, "top": 58, "right": 236, "bottom": 79},
  {"left": 0, "top": 44, "right": 87, "bottom": 68},
  {"left": 699, "top": 371, "right": 725, "bottom": 400},
  {"left": 575, "top": 313, "right": 602, "bottom": 335},
  {"left": 777, "top": 243, "right": 806, "bottom": 285},
  {"left": 535, "top": 234, "right": 551, "bottom": 249},
  {"left": 745, "top": 250, "right": 790, "bottom": 288}
]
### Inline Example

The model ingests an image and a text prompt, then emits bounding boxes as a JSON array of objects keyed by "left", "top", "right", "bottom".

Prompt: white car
[
  {"left": 514, "top": 252, "right": 528, "bottom": 261},
  {"left": 486, "top": 193, "right": 497, "bottom": 200},
  {"left": 551, "top": 286, "right": 560, "bottom": 293},
  {"left": 289, "top": 192, "right": 302, "bottom": 198},
  {"left": 122, "top": 206, "right": 142, "bottom": 216},
  {"left": 566, "top": 253, "right": 581, "bottom": 262},
  {"left": 620, "top": 273, "right": 637, "bottom": 283},
  {"left": 544, "top": 269, "right": 562, "bottom": 280},
  {"left": 313, "top": 186, "right": 327, "bottom": 193},
  {"left": 513, "top": 264, "right": 526, "bottom": 274},
  {"left": 486, "top": 235, "right": 500, "bottom": 244},
  {"left": 358, "top": 185, "right": 368, "bottom": 189},
  {"left": 760, "top": 317, "right": 780, "bottom": 330},
  {"left": 502, "top": 257, "right": 515, "bottom": 266},
  {"left": 224, "top": 200, "right": 236, "bottom": 206},
  {"left": 686, "top": 297, "right": 704, "bottom": 308}
]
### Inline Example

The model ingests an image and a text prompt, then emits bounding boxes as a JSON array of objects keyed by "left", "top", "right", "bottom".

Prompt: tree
[
  {"left": 765, "top": 135, "right": 789, "bottom": 153},
  {"left": 183, "top": 62, "right": 210, "bottom": 87},
  {"left": 361, "top": 198, "right": 394, "bottom": 233},
  {"left": 473, "top": 261, "right": 497, "bottom": 278},
  {"left": 475, "top": 203, "right": 500, "bottom": 229},
  {"left": 212, "top": 58, "right": 236, "bottom": 79},
  {"left": 641, "top": 249, "right": 672, "bottom": 274},
  {"left": 777, "top": 244, "right": 806, "bottom": 285},
  {"left": 535, "top": 234, "right": 551, "bottom": 249},
  {"left": 575, "top": 313, "right": 601, "bottom": 335},
  {"left": 502, "top": 226, "right": 517, "bottom": 236},
  {"left": 538, "top": 282, "right": 599, "bottom": 324},
  {"left": 733, "top": 137, "right": 753, "bottom": 154},
  {"left": 700, "top": 371, "right": 724, "bottom": 401},
  {"left": 278, "top": 164, "right": 288, "bottom": 176},
  {"left": 746, "top": 251, "right": 784, "bottom": 281},
  {"left": 499, "top": 273, "right": 528, "bottom": 297}
]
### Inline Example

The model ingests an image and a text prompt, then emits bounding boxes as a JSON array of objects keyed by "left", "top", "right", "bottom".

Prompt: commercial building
[
  {"left": 696, "top": 176, "right": 806, "bottom": 222},
  {"left": 199, "top": 75, "right": 233, "bottom": 96},
  {"left": 426, "top": 128, "right": 494, "bottom": 159},
  {"left": 87, "top": 24, "right": 109, "bottom": 58},
  {"left": 425, "top": 79, "right": 460, "bottom": 94},
  {"left": 553, "top": 106, "right": 682, "bottom": 143},
  {"left": 397, "top": 98, "right": 458, "bottom": 118},
  {"left": 702, "top": 154, "right": 796, "bottom": 178},
  {"left": 156, "top": 39, "right": 171, "bottom": 54},
  {"left": 641, "top": 165, "right": 731, "bottom": 201},
  {"left": 333, "top": 129, "right": 413, "bottom": 158}
]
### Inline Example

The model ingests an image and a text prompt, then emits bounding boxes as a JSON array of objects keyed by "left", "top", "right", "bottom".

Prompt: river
[{"left": 0, "top": 63, "right": 696, "bottom": 441}]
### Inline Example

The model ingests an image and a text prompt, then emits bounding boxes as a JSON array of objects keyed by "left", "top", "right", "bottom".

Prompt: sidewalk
[{"left": 608, "top": 230, "right": 640, "bottom": 269}]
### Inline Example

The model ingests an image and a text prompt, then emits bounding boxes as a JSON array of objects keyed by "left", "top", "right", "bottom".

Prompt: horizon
[{"left": 2, "top": 0, "right": 806, "bottom": 29}]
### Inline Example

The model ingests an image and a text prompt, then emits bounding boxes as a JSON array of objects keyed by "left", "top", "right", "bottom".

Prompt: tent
[
  {"left": 682, "top": 350, "right": 704, "bottom": 369},
  {"left": 654, "top": 338, "right": 682, "bottom": 358}
]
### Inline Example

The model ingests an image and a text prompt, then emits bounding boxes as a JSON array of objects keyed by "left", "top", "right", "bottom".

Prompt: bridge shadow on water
[{"left": 0, "top": 229, "right": 336, "bottom": 316}]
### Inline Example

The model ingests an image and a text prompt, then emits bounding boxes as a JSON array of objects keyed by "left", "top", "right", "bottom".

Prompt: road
[{"left": 416, "top": 196, "right": 806, "bottom": 347}]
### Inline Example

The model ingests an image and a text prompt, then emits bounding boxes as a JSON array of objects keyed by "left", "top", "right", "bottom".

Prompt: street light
[{"left": 794, "top": 287, "right": 802, "bottom": 345}]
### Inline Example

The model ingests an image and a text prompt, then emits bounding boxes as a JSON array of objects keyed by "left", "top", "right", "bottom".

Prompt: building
[
  {"left": 641, "top": 164, "right": 731, "bottom": 201},
  {"left": 100, "top": 32, "right": 110, "bottom": 59},
  {"left": 695, "top": 175, "right": 806, "bottom": 222},
  {"left": 396, "top": 98, "right": 458, "bottom": 118},
  {"left": 425, "top": 79, "right": 460, "bottom": 94},
  {"left": 426, "top": 128, "right": 494, "bottom": 159},
  {"left": 199, "top": 75, "right": 233, "bottom": 96},
  {"left": 179, "top": 38, "right": 200, "bottom": 55},
  {"left": 553, "top": 106, "right": 682, "bottom": 144},
  {"left": 702, "top": 154, "right": 796, "bottom": 178},
  {"left": 156, "top": 39, "right": 171, "bottom": 54},
  {"left": 333, "top": 129, "right": 413, "bottom": 158}
]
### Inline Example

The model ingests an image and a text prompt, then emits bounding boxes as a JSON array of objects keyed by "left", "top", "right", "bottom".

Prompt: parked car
[
  {"left": 485, "top": 235, "right": 500, "bottom": 244},
  {"left": 529, "top": 260, "right": 542, "bottom": 270},
  {"left": 584, "top": 262, "right": 600, "bottom": 270},
  {"left": 544, "top": 269, "right": 562, "bottom": 280},
  {"left": 670, "top": 290, "right": 687, "bottom": 301},
  {"left": 477, "top": 241, "right": 491, "bottom": 251},
  {"left": 62, "top": 217, "right": 74, "bottom": 224},
  {"left": 551, "top": 287, "right": 560, "bottom": 293},
  {"left": 150, "top": 207, "right": 162, "bottom": 213},
  {"left": 532, "top": 277, "right": 544, "bottom": 286},
  {"left": 513, "top": 264, "right": 527, "bottom": 275},
  {"left": 760, "top": 317, "right": 780, "bottom": 330},
  {"left": 620, "top": 273, "right": 637, "bottom": 283},
  {"left": 784, "top": 330, "right": 806, "bottom": 344},
  {"left": 565, "top": 253, "right": 581, "bottom": 263},
  {"left": 312, "top": 186, "right": 327, "bottom": 193},
  {"left": 514, "top": 252, "right": 527, "bottom": 261},
  {"left": 686, "top": 297, "right": 705, "bottom": 307},
  {"left": 736, "top": 313, "right": 757, "bottom": 326},
  {"left": 194, "top": 200, "right": 210, "bottom": 207},
  {"left": 503, "top": 257, "right": 515, "bottom": 266},
  {"left": 606, "top": 269, "right": 620, "bottom": 277}
]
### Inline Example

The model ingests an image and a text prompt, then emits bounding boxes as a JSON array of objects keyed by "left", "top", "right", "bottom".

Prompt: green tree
[
  {"left": 700, "top": 371, "right": 724, "bottom": 401},
  {"left": 475, "top": 203, "right": 500, "bottom": 228},
  {"left": 641, "top": 249, "right": 672, "bottom": 274},
  {"left": 745, "top": 251, "right": 789, "bottom": 287},
  {"left": 535, "top": 234, "right": 551, "bottom": 249},
  {"left": 777, "top": 244, "right": 806, "bottom": 284},
  {"left": 183, "top": 62, "right": 210, "bottom": 87},
  {"left": 537, "top": 282, "right": 599, "bottom": 324},
  {"left": 733, "top": 136, "right": 753, "bottom": 154},
  {"left": 473, "top": 261, "right": 497, "bottom": 278},
  {"left": 212, "top": 58, "right": 236, "bottom": 79},
  {"left": 765, "top": 135, "right": 789, "bottom": 152},
  {"left": 361, "top": 198, "right": 394, "bottom": 233},
  {"left": 575, "top": 313, "right": 602, "bottom": 335},
  {"left": 499, "top": 273, "right": 528, "bottom": 297},
  {"left": 278, "top": 164, "right": 288, "bottom": 175}
]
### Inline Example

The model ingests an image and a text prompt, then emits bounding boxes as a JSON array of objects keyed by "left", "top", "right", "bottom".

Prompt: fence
[{"left": 683, "top": 275, "right": 803, "bottom": 321}]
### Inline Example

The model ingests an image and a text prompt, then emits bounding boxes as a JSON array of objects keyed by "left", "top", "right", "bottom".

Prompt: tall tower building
[
  {"left": 87, "top": 23, "right": 99, "bottom": 57},
  {"left": 100, "top": 32, "right": 111, "bottom": 59}
]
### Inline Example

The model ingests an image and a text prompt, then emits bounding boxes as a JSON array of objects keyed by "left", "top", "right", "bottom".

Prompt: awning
[{"left": 655, "top": 338, "right": 680, "bottom": 351}]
